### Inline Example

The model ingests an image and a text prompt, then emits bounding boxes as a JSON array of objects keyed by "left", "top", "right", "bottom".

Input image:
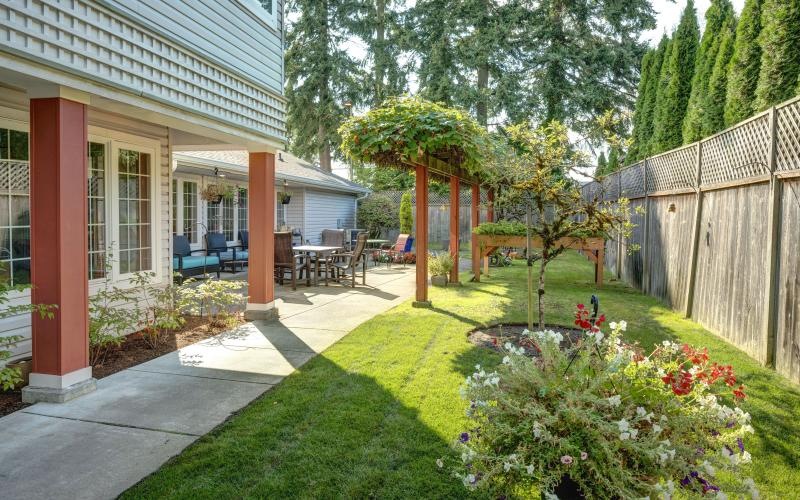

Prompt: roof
[{"left": 173, "top": 150, "right": 369, "bottom": 194}]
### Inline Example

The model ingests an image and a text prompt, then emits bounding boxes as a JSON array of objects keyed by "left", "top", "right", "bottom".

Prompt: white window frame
[
  {"left": 238, "top": 0, "right": 278, "bottom": 31},
  {"left": 172, "top": 173, "right": 202, "bottom": 250},
  {"left": 0, "top": 117, "right": 30, "bottom": 300}
]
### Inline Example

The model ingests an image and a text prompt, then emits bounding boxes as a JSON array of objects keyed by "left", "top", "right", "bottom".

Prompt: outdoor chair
[
  {"left": 205, "top": 232, "right": 248, "bottom": 273},
  {"left": 238, "top": 229, "right": 249, "bottom": 249},
  {"left": 173, "top": 234, "right": 220, "bottom": 284},
  {"left": 313, "top": 229, "right": 345, "bottom": 280},
  {"left": 379, "top": 234, "right": 414, "bottom": 268},
  {"left": 274, "top": 231, "right": 310, "bottom": 290},
  {"left": 327, "top": 232, "right": 368, "bottom": 288}
]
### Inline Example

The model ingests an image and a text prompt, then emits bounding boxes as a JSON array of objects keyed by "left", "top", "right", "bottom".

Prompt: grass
[{"left": 123, "top": 252, "right": 800, "bottom": 499}]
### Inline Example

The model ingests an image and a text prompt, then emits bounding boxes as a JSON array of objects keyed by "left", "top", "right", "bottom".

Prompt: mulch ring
[
  {"left": 0, "top": 314, "right": 244, "bottom": 418},
  {"left": 468, "top": 323, "right": 584, "bottom": 357}
]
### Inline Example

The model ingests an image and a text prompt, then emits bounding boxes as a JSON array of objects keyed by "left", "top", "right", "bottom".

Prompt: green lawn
[{"left": 123, "top": 252, "right": 800, "bottom": 499}]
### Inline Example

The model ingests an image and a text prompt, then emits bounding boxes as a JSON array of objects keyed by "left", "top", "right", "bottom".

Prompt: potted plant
[
  {"left": 201, "top": 184, "right": 234, "bottom": 204},
  {"left": 428, "top": 252, "right": 453, "bottom": 287},
  {"left": 443, "top": 305, "right": 759, "bottom": 499},
  {"left": 278, "top": 191, "right": 292, "bottom": 204}
]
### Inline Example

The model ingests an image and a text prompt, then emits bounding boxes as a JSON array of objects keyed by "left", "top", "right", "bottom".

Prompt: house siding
[{"left": 303, "top": 189, "right": 357, "bottom": 244}]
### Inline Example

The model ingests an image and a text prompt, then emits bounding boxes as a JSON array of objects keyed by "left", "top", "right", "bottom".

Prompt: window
[
  {"left": 0, "top": 128, "right": 30, "bottom": 286},
  {"left": 237, "top": 188, "right": 248, "bottom": 234},
  {"left": 182, "top": 181, "right": 198, "bottom": 243},
  {"left": 207, "top": 196, "right": 234, "bottom": 241},
  {"left": 238, "top": 0, "right": 277, "bottom": 29},
  {"left": 88, "top": 142, "right": 107, "bottom": 280},
  {"left": 117, "top": 148, "right": 152, "bottom": 274}
]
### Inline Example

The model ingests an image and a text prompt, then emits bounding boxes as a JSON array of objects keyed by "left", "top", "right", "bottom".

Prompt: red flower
[
  {"left": 596, "top": 314, "right": 606, "bottom": 327},
  {"left": 577, "top": 304, "right": 585, "bottom": 310},
  {"left": 733, "top": 385, "right": 746, "bottom": 400}
]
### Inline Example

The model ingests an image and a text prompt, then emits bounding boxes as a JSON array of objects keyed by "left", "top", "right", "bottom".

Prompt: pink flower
[
  {"left": 560, "top": 455, "right": 574, "bottom": 465},
  {"left": 580, "top": 452, "right": 588, "bottom": 460}
]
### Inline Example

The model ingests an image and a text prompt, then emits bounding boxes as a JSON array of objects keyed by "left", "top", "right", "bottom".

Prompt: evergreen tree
[
  {"left": 399, "top": 191, "right": 413, "bottom": 234},
  {"left": 652, "top": 1, "right": 699, "bottom": 153},
  {"left": 628, "top": 49, "right": 655, "bottom": 163},
  {"left": 682, "top": 0, "right": 735, "bottom": 143},
  {"left": 703, "top": 29, "right": 736, "bottom": 135},
  {"left": 607, "top": 147, "right": 620, "bottom": 174},
  {"left": 285, "top": 0, "right": 364, "bottom": 172},
  {"left": 725, "top": 0, "right": 762, "bottom": 125},
  {"left": 410, "top": 0, "right": 459, "bottom": 105},
  {"left": 640, "top": 34, "right": 669, "bottom": 158},
  {"left": 596, "top": 151, "right": 608, "bottom": 176},
  {"left": 754, "top": 0, "right": 800, "bottom": 110}
]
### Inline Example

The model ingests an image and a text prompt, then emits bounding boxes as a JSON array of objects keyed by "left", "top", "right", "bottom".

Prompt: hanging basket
[
  {"left": 201, "top": 184, "right": 234, "bottom": 204},
  {"left": 278, "top": 192, "right": 292, "bottom": 204}
]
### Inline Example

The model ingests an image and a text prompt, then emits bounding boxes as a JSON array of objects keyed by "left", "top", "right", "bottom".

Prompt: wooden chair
[
  {"left": 379, "top": 234, "right": 414, "bottom": 268},
  {"left": 274, "top": 231, "right": 309, "bottom": 290},
  {"left": 327, "top": 233, "right": 368, "bottom": 288},
  {"left": 314, "top": 229, "right": 345, "bottom": 280}
]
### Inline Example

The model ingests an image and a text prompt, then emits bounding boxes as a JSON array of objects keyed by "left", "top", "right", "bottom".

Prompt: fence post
[
  {"left": 616, "top": 172, "right": 623, "bottom": 280},
  {"left": 684, "top": 141, "right": 704, "bottom": 317},
  {"left": 641, "top": 160, "right": 650, "bottom": 293},
  {"left": 763, "top": 106, "right": 781, "bottom": 368}
]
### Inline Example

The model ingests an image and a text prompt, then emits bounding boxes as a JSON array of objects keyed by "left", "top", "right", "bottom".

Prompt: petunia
[
  {"left": 459, "top": 432, "right": 470, "bottom": 443},
  {"left": 580, "top": 451, "right": 588, "bottom": 460},
  {"left": 436, "top": 458, "right": 444, "bottom": 468},
  {"left": 560, "top": 455, "right": 573, "bottom": 465}
]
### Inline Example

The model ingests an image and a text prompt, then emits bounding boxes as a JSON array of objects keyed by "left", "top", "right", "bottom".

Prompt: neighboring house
[
  {"left": 0, "top": 0, "right": 287, "bottom": 401},
  {"left": 173, "top": 150, "right": 368, "bottom": 246}
]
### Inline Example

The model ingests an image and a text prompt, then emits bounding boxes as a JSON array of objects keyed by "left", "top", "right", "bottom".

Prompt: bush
[
  {"left": 357, "top": 194, "right": 399, "bottom": 238},
  {"left": 178, "top": 279, "right": 246, "bottom": 327},
  {"left": 131, "top": 272, "right": 187, "bottom": 349},
  {"left": 399, "top": 191, "right": 413, "bottom": 234},
  {"left": 447, "top": 305, "right": 758, "bottom": 499},
  {"left": 88, "top": 272, "right": 140, "bottom": 366},
  {"left": 428, "top": 252, "right": 454, "bottom": 276},
  {"left": 472, "top": 220, "right": 528, "bottom": 237}
]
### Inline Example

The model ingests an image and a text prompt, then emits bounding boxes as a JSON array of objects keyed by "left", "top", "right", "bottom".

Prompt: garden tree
[
  {"left": 725, "top": 0, "right": 762, "bottom": 125},
  {"left": 607, "top": 147, "right": 620, "bottom": 173},
  {"left": 285, "top": 0, "right": 364, "bottom": 172},
  {"left": 754, "top": 0, "right": 800, "bottom": 110},
  {"left": 682, "top": 0, "right": 736, "bottom": 143},
  {"left": 649, "top": 36, "right": 675, "bottom": 155},
  {"left": 703, "top": 29, "right": 736, "bottom": 135},
  {"left": 635, "top": 34, "right": 669, "bottom": 159},
  {"left": 408, "top": 0, "right": 459, "bottom": 105},
  {"left": 492, "top": 121, "right": 634, "bottom": 329},
  {"left": 357, "top": 194, "right": 400, "bottom": 238},
  {"left": 596, "top": 151, "right": 608, "bottom": 176},
  {"left": 399, "top": 191, "right": 413, "bottom": 233},
  {"left": 652, "top": 1, "right": 699, "bottom": 153},
  {"left": 628, "top": 49, "right": 655, "bottom": 163},
  {"left": 353, "top": 161, "right": 415, "bottom": 191}
]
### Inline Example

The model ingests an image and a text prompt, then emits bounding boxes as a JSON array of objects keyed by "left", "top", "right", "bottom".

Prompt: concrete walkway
[{"left": 0, "top": 266, "right": 415, "bottom": 500}]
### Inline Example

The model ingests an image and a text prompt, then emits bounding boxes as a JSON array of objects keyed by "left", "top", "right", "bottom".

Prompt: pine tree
[
  {"left": 703, "top": 29, "right": 736, "bottom": 136},
  {"left": 640, "top": 34, "right": 669, "bottom": 158},
  {"left": 754, "top": 0, "right": 800, "bottom": 110},
  {"left": 628, "top": 49, "right": 655, "bottom": 163},
  {"left": 725, "top": 0, "right": 762, "bottom": 125},
  {"left": 652, "top": 1, "right": 699, "bottom": 153},
  {"left": 607, "top": 147, "right": 620, "bottom": 174},
  {"left": 596, "top": 151, "right": 608, "bottom": 176},
  {"left": 285, "top": 0, "right": 364, "bottom": 172},
  {"left": 683, "top": 0, "right": 736, "bottom": 143}
]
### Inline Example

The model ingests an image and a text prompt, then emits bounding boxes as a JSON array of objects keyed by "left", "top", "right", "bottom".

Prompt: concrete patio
[{"left": 0, "top": 266, "right": 415, "bottom": 500}]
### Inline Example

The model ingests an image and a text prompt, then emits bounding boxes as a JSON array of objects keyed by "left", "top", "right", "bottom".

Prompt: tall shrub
[
  {"left": 682, "top": 0, "right": 736, "bottom": 143},
  {"left": 725, "top": 0, "right": 763, "bottom": 125},
  {"left": 703, "top": 29, "right": 736, "bottom": 135},
  {"left": 640, "top": 34, "right": 669, "bottom": 158},
  {"left": 357, "top": 194, "right": 400, "bottom": 238},
  {"left": 652, "top": 0, "right": 699, "bottom": 152},
  {"left": 650, "top": 37, "right": 675, "bottom": 155},
  {"left": 754, "top": 0, "right": 800, "bottom": 110},
  {"left": 399, "top": 191, "right": 413, "bottom": 234},
  {"left": 628, "top": 49, "right": 655, "bottom": 163}
]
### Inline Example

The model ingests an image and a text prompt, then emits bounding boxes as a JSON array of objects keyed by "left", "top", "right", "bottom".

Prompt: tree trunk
[
  {"left": 477, "top": 63, "right": 489, "bottom": 128},
  {"left": 318, "top": 123, "right": 332, "bottom": 172},
  {"left": 537, "top": 257, "right": 547, "bottom": 329},
  {"left": 318, "top": 0, "right": 332, "bottom": 173},
  {"left": 374, "top": 0, "right": 386, "bottom": 105}
]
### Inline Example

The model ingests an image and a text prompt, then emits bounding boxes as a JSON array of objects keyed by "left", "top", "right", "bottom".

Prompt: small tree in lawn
[
  {"left": 399, "top": 191, "right": 413, "bottom": 234},
  {"left": 495, "top": 121, "right": 635, "bottom": 329}
]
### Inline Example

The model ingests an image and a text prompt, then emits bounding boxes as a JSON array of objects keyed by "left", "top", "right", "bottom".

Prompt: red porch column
[
  {"left": 414, "top": 164, "right": 430, "bottom": 306},
  {"left": 246, "top": 151, "right": 278, "bottom": 320},
  {"left": 23, "top": 97, "right": 95, "bottom": 403},
  {"left": 471, "top": 183, "right": 481, "bottom": 281},
  {"left": 449, "top": 176, "right": 460, "bottom": 284}
]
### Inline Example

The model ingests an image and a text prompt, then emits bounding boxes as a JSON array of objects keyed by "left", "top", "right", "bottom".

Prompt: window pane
[
  {"left": 9, "top": 130, "right": 28, "bottom": 161},
  {"left": 0, "top": 129, "right": 8, "bottom": 159},
  {"left": 172, "top": 179, "right": 177, "bottom": 235},
  {"left": 10, "top": 196, "right": 29, "bottom": 226},
  {"left": 182, "top": 181, "right": 197, "bottom": 243},
  {"left": 12, "top": 260, "right": 30, "bottom": 285},
  {"left": 88, "top": 142, "right": 106, "bottom": 279},
  {"left": 11, "top": 227, "right": 29, "bottom": 259},
  {"left": 117, "top": 149, "right": 152, "bottom": 273},
  {"left": 0, "top": 135, "right": 30, "bottom": 286},
  {"left": 238, "top": 188, "right": 248, "bottom": 234}
]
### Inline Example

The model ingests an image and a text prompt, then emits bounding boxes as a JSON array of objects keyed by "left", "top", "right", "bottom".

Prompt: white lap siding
[
  {"left": 0, "top": 96, "right": 171, "bottom": 363},
  {"left": 302, "top": 189, "right": 357, "bottom": 245}
]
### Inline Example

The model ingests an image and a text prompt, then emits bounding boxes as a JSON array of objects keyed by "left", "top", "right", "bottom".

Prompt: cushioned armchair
[
  {"left": 173, "top": 234, "right": 220, "bottom": 284},
  {"left": 205, "top": 232, "right": 248, "bottom": 273}
]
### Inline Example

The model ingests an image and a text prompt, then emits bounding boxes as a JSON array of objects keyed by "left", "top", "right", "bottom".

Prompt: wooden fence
[{"left": 583, "top": 95, "right": 800, "bottom": 384}]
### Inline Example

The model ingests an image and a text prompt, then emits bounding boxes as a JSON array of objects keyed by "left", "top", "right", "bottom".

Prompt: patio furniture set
[{"left": 172, "top": 228, "right": 373, "bottom": 290}]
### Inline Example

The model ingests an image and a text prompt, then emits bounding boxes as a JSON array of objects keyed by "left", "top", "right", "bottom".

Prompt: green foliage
[
  {"left": 399, "top": 191, "right": 413, "bottom": 234},
  {"left": 357, "top": 194, "right": 399, "bottom": 238},
  {"left": 130, "top": 272, "right": 187, "bottom": 350},
  {"left": 725, "top": 0, "right": 763, "bottom": 126},
  {"left": 453, "top": 321, "right": 758, "bottom": 498},
  {"left": 353, "top": 163, "right": 414, "bottom": 192},
  {"left": 472, "top": 220, "right": 528, "bottom": 237},
  {"left": 628, "top": 49, "right": 655, "bottom": 163},
  {"left": 649, "top": 37, "right": 675, "bottom": 155},
  {"left": 339, "top": 97, "right": 490, "bottom": 177},
  {"left": 683, "top": 0, "right": 736, "bottom": 143},
  {"left": 596, "top": 151, "right": 607, "bottom": 175},
  {"left": 754, "top": 0, "right": 800, "bottom": 111},
  {"left": 427, "top": 252, "right": 454, "bottom": 277},
  {"left": 88, "top": 267, "right": 140, "bottom": 366},
  {"left": 653, "top": 0, "right": 700, "bottom": 152},
  {"left": 638, "top": 35, "right": 669, "bottom": 159},
  {"left": 703, "top": 29, "right": 736, "bottom": 136},
  {"left": 178, "top": 280, "right": 247, "bottom": 327},
  {"left": 0, "top": 335, "right": 24, "bottom": 390},
  {"left": 606, "top": 147, "right": 620, "bottom": 174}
]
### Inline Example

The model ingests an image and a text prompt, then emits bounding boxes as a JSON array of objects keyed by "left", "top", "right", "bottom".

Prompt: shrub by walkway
[{"left": 124, "top": 253, "right": 800, "bottom": 498}]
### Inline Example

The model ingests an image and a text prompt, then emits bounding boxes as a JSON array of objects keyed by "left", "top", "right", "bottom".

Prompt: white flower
[
  {"left": 610, "top": 321, "right": 618, "bottom": 330},
  {"left": 526, "top": 464, "right": 535, "bottom": 475},
  {"left": 502, "top": 356, "right": 511, "bottom": 365},
  {"left": 503, "top": 462, "right": 512, "bottom": 472},
  {"left": 617, "top": 419, "right": 630, "bottom": 432},
  {"left": 715, "top": 492, "right": 728, "bottom": 500},
  {"left": 652, "top": 424, "right": 662, "bottom": 435},
  {"left": 636, "top": 406, "right": 647, "bottom": 417},
  {"left": 607, "top": 395, "right": 622, "bottom": 407},
  {"left": 594, "top": 331, "right": 605, "bottom": 344},
  {"left": 532, "top": 422, "right": 543, "bottom": 438},
  {"left": 463, "top": 474, "right": 476, "bottom": 487},
  {"left": 629, "top": 428, "right": 639, "bottom": 439},
  {"left": 619, "top": 320, "right": 627, "bottom": 331},
  {"left": 741, "top": 451, "right": 752, "bottom": 464},
  {"left": 620, "top": 432, "right": 631, "bottom": 440},
  {"left": 702, "top": 460, "right": 715, "bottom": 475},
  {"left": 742, "top": 424, "right": 755, "bottom": 434},
  {"left": 543, "top": 493, "right": 559, "bottom": 500},
  {"left": 436, "top": 458, "right": 444, "bottom": 468}
]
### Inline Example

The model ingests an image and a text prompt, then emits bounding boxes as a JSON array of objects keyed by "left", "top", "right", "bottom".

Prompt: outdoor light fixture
[{"left": 214, "top": 167, "right": 225, "bottom": 178}]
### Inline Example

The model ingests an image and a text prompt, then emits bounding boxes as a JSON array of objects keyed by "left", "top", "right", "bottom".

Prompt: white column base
[
  {"left": 22, "top": 367, "right": 96, "bottom": 403},
  {"left": 244, "top": 301, "right": 279, "bottom": 321}
]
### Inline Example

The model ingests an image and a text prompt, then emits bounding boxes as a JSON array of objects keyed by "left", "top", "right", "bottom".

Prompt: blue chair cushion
[
  {"left": 173, "top": 255, "right": 220, "bottom": 270},
  {"left": 217, "top": 250, "right": 248, "bottom": 262}
]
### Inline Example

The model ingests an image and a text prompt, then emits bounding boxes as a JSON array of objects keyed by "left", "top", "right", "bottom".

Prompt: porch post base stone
[
  {"left": 244, "top": 301, "right": 279, "bottom": 321},
  {"left": 22, "top": 367, "right": 96, "bottom": 403}
]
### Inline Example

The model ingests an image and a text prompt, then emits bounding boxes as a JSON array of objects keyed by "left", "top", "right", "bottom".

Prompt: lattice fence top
[
  {"left": 776, "top": 99, "right": 800, "bottom": 173},
  {"left": 601, "top": 172, "right": 620, "bottom": 200},
  {"left": 646, "top": 144, "right": 697, "bottom": 192},
  {"left": 620, "top": 162, "right": 646, "bottom": 198},
  {"left": 376, "top": 189, "right": 488, "bottom": 206},
  {"left": 581, "top": 181, "right": 601, "bottom": 201},
  {"left": 700, "top": 112, "right": 771, "bottom": 185},
  {"left": 0, "top": 160, "right": 30, "bottom": 194}
]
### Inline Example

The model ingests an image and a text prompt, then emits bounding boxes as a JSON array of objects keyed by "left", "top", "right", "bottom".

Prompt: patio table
[{"left": 293, "top": 245, "right": 343, "bottom": 285}]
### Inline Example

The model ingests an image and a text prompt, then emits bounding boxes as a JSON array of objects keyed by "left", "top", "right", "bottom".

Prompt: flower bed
[{"left": 445, "top": 305, "right": 758, "bottom": 499}]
